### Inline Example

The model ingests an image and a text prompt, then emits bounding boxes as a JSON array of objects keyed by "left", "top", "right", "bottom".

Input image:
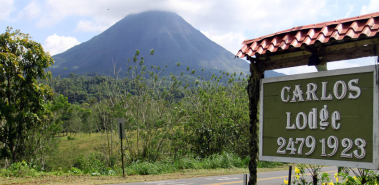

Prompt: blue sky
[{"left": 1, "top": 0, "right": 378, "bottom": 75}]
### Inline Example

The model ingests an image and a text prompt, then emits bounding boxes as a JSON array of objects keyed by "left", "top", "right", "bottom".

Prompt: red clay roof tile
[{"left": 236, "top": 11, "right": 379, "bottom": 58}]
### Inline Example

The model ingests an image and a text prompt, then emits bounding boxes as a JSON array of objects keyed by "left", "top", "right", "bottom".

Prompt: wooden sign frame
[{"left": 259, "top": 65, "right": 379, "bottom": 169}]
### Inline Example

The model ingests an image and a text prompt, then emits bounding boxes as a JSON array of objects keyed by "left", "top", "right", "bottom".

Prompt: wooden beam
[
  {"left": 260, "top": 38, "right": 377, "bottom": 63},
  {"left": 263, "top": 55, "right": 310, "bottom": 70},
  {"left": 323, "top": 38, "right": 377, "bottom": 52},
  {"left": 322, "top": 44, "right": 376, "bottom": 62},
  {"left": 263, "top": 44, "right": 376, "bottom": 70},
  {"left": 248, "top": 61, "right": 262, "bottom": 80},
  {"left": 268, "top": 50, "right": 312, "bottom": 61}
]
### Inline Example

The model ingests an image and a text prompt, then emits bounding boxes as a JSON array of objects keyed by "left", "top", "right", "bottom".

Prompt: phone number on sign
[{"left": 276, "top": 136, "right": 366, "bottom": 159}]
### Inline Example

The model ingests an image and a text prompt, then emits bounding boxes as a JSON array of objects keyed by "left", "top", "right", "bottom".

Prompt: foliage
[
  {"left": 283, "top": 165, "right": 379, "bottom": 185},
  {"left": 0, "top": 44, "right": 276, "bottom": 177},
  {"left": 336, "top": 169, "right": 379, "bottom": 185},
  {"left": 69, "top": 167, "right": 82, "bottom": 175},
  {"left": 46, "top": 51, "right": 250, "bottom": 162},
  {"left": 0, "top": 161, "right": 39, "bottom": 177},
  {"left": 0, "top": 27, "right": 54, "bottom": 164},
  {"left": 125, "top": 152, "right": 264, "bottom": 175},
  {"left": 183, "top": 74, "right": 249, "bottom": 157},
  {"left": 73, "top": 153, "right": 109, "bottom": 174},
  {"left": 0, "top": 151, "right": 259, "bottom": 177},
  {"left": 287, "top": 165, "right": 331, "bottom": 185}
]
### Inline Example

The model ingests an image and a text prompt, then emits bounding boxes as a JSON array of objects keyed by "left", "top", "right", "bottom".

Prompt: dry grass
[
  {"left": 0, "top": 166, "right": 291, "bottom": 185},
  {"left": 58, "top": 133, "right": 108, "bottom": 154}
]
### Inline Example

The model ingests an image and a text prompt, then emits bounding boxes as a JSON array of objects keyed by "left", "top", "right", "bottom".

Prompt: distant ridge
[{"left": 51, "top": 11, "right": 283, "bottom": 78}]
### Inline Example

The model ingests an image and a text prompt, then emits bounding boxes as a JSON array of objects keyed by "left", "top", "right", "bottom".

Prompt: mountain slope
[{"left": 51, "top": 11, "right": 282, "bottom": 78}]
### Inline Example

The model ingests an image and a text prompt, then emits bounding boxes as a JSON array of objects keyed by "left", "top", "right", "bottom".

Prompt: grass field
[
  {"left": 1, "top": 133, "right": 287, "bottom": 184},
  {"left": 1, "top": 166, "right": 293, "bottom": 185},
  {"left": 58, "top": 133, "right": 108, "bottom": 154}
]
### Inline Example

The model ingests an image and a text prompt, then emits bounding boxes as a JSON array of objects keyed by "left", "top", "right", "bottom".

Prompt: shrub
[
  {"left": 73, "top": 153, "right": 108, "bottom": 174},
  {"left": 69, "top": 167, "right": 82, "bottom": 174},
  {"left": 0, "top": 161, "right": 38, "bottom": 177},
  {"left": 127, "top": 162, "right": 160, "bottom": 175}
]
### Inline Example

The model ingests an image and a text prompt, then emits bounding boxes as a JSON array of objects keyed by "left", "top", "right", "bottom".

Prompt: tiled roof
[{"left": 236, "top": 12, "right": 379, "bottom": 58}]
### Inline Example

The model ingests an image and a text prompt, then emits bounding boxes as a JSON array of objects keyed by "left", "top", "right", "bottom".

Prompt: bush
[
  {"left": 125, "top": 152, "right": 262, "bottom": 175},
  {"left": 44, "top": 144, "right": 82, "bottom": 172},
  {"left": 127, "top": 162, "right": 160, "bottom": 175},
  {"left": 73, "top": 153, "right": 108, "bottom": 174},
  {"left": 257, "top": 161, "right": 283, "bottom": 168},
  {"left": 199, "top": 152, "right": 246, "bottom": 169},
  {"left": 0, "top": 161, "right": 39, "bottom": 177},
  {"left": 174, "top": 157, "right": 200, "bottom": 170},
  {"left": 69, "top": 167, "right": 82, "bottom": 174}
]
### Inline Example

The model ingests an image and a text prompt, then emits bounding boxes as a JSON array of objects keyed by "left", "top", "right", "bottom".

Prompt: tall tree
[{"left": 0, "top": 27, "right": 54, "bottom": 163}]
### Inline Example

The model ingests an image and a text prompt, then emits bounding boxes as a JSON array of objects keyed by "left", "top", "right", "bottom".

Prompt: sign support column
[
  {"left": 248, "top": 60, "right": 263, "bottom": 185},
  {"left": 118, "top": 118, "right": 126, "bottom": 177}
]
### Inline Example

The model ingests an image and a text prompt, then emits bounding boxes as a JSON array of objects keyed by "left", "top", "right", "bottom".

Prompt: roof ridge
[
  {"left": 241, "top": 12, "right": 379, "bottom": 45},
  {"left": 237, "top": 11, "right": 379, "bottom": 58}
]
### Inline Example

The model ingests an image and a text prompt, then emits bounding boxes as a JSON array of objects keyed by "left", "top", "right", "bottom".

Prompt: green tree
[
  {"left": 0, "top": 27, "right": 54, "bottom": 163},
  {"left": 50, "top": 94, "right": 72, "bottom": 135}
]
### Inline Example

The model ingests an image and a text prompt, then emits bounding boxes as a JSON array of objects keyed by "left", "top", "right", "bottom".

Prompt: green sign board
[{"left": 259, "top": 66, "right": 379, "bottom": 169}]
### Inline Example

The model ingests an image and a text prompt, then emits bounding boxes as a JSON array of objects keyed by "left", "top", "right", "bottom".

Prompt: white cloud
[
  {"left": 34, "top": 0, "right": 328, "bottom": 53},
  {"left": 274, "top": 65, "right": 317, "bottom": 75},
  {"left": 181, "top": 0, "right": 327, "bottom": 34},
  {"left": 36, "top": 0, "right": 169, "bottom": 28},
  {"left": 328, "top": 57, "right": 377, "bottom": 70},
  {"left": 17, "top": 1, "right": 41, "bottom": 20},
  {"left": 43, "top": 34, "right": 80, "bottom": 55},
  {"left": 201, "top": 30, "right": 247, "bottom": 55},
  {"left": 30, "top": 0, "right": 375, "bottom": 75},
  {"left": 344, "top": 5, "right": 354, "bottom": 18},
  {"left": 274, "top": 57, "right": 377, "bottom": 75},
  {"left": 0, "top": 0, "right": 15, "bottom": 21},
  {"left": 361, "top": 0, "right": 379, "bottom": 15}
]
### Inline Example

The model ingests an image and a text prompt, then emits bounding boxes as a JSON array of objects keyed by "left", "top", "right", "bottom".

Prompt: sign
[
  {"left": 259, "top": 66, "right": 379, "bottom": 169},
  {"left": 118, "top": 118, "right": 125, "bottom": 139},
  {"left": 117, "top": 118, "right": 126, "bottom": 177}
]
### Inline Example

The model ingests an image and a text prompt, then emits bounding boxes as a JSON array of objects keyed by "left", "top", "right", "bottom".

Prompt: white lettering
[
  {"left": 281, "top": 86, "right": 291, "bottom": 102},
  {"left": 321, "top": 82, "right": 333, "bottom": 100},
  {"left": 286, "top": 112, "right": 296, "bottom": 129},
  {"left": 296, "top": 112, "right": 307, "bottom": 130},
  {"left": 308, "top": 108, "right": 317, "bottom": 129},
  {"left": 290, "top": 85, "right": 304, "bottom": 102},
  {"left": 348, "top": 79, "right": 361, "bottom": 99},
  {"left": 333, "top": 80, "right": 347, "bottom": 99},
  {"left": 331, "top": 111, "right": 341, "bottom": 130},
  {"left": 319, "top": 105, "right": 329, "bottom": 130},
  {"left": 306, "top": 83, "right": 319, "bottom": 101}
]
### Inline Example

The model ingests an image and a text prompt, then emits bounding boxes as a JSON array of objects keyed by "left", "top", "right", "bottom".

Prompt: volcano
[{"left": 51, "top": 11, "right": 282, "bottom": 77}]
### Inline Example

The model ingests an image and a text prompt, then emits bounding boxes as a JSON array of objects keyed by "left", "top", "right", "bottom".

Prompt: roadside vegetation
[{"left": 0, "top": 28, "right": 285, "bottom": 184}]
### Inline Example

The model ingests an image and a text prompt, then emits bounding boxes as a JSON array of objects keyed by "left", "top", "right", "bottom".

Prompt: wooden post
[
  {"left": 121, "top": 136, "right": 125, "bottom": 177},
  {"left": 375, "top": 37, "right": 379, "bottom": 85},
  {"left": 288, "top": 166, "right": 292, "bottom": 185},
  {"left": 247, "top": 61, "right": 262, "bottom": 185},
  {"left": 118, "top": 118, "right": 126, "bottom": 177},
  {"left": 243, "top": 174, "right": 248, "bottom": 185}
]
